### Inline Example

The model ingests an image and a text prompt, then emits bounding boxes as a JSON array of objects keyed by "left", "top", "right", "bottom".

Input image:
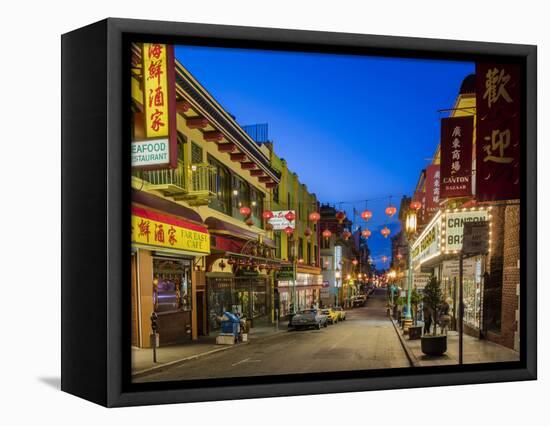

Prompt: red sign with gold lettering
[
  {"left": 476, "top": 62, "right": 521, "bottom": 201},
  {"left": 440, "top": 116, "right": 473, "bottom": 199}
]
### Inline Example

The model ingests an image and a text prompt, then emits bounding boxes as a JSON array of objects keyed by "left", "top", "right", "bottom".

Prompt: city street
[{"left": 135, "top": 288, "right": 410, "bottom": 382}]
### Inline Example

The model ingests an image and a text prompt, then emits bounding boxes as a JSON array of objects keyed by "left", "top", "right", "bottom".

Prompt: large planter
[{"left": 421, "top": 335, "right": 447, "bottom": 356}]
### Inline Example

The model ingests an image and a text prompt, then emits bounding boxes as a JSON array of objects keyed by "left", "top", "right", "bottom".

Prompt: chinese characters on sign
[
  {"left": 476, "top": 62, "right": 520, "bottom": 201},
  {"left": 131, "top": 43, "right": 177, "bottom": 169},
  {"left": 424, "top": 164, "right": 441, "bottom": 219},
  {"left": 440, "top": 116, "right": 473, "bottom": 198},
  {"left": 143, "top": 43, "right": 169, "bottom": 138},
  {"left": 131, "top": 206, "right": 211, "bottom": 254}
]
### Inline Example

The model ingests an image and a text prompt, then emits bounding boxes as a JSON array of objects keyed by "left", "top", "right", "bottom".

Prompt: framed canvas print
[{"left": 61, "top": 18, "right": 537, "bottom": 407}]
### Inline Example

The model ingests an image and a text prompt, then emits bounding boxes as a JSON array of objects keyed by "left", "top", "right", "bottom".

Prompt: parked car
[
  {"left": 320, "top": 308, "right": 339, "bottom": 324},
  {"left": 289, "top": 309, "right": 328, "bottom": 330},
  {"left": 353, "top": 295, "right": 367, "bottom": 307},
  {"left": 332, "top": 306, "right": 346, "bottom": 321}
]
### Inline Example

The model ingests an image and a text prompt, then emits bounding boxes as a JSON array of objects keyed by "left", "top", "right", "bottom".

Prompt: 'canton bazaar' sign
[
  {"left": 424, "top": 164, "right": 441, "bottom": 219},
  {"left": 411, "top": 214, "right": 441, "bottom": 266},
  {"left": 440, "top": 116, "right": 474, "bottom": 199},
  {"left": 475, "top": 62, "right": 520, "bottom": 201},
  {"left": 444, "top": 209, "right": 488, "bottom": 252},
  {"left": 131, "top": 206, "right": 210, "bottom": 254}
]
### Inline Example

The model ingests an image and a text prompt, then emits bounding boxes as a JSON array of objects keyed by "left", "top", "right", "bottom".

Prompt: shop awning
[{"left": 205, "top": 216, "right": 276, "bottom": 248}]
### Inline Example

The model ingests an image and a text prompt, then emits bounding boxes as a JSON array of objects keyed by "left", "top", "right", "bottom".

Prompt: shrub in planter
[{"left": 420, "top": 276, "right": 447, "bottom": 356}]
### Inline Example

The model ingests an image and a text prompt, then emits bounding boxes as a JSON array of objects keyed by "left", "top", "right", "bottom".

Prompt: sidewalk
[
  {"left": 392, "top": 319, "right": 519, "bottom": 366},
  {"left": 132, "top": 324, "right": 285, "bottom": 377}
]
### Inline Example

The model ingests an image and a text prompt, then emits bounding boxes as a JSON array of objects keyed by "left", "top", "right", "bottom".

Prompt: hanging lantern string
[{"left": 260, "top": 194, "right": 407, "bottom": 209}]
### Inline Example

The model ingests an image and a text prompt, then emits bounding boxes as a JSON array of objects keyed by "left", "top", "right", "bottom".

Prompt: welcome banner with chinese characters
[
  {"left": 131, "top": 206, "right": 210, "bottom": 255},
  {"left": 440, "top": 116, "right": 473, "bottom": 199},
  {"left": 476, "top": 62, "right": 521, "bottom": 201}
]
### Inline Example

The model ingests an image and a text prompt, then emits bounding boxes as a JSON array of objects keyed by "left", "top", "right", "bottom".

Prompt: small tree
[{"left": 422, "top": 276, "right": 442, "bottom": 336}]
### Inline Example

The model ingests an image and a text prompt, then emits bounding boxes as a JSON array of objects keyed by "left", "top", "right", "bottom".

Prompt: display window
[{"left": 152, "top": 257, "right": 192, "bottom": 313}]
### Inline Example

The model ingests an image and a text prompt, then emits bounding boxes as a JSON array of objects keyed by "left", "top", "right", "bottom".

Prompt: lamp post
[
  {"left": 335, "top": 268, "right": 341, "bottom": 307},
  {"left": 403, "top": 210, "right": 417, "bottom": 332}
]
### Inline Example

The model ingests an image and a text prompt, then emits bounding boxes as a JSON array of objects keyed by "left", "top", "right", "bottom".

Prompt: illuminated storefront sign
[
  {"left": 131, "top": 206, "right": 210, "bottom": 254},
  {"left": 411, "top": 212, "right": 442, "bottom": 267},
  {"left": 443, "top": 209, "right": 489, "bottom": 252},
  {"left": 131, "top": 139, "right": 170, "bottom": 167}
]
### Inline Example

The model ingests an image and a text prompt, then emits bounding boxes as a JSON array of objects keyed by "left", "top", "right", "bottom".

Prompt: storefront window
[
  {"left": 250, "top": 187, "right": 264, "bottom": 228},
  {"left": 207, "top": 277, "right": 233, "bottom": 331},
  {"left": 152, "top": 257, "right": 192, "bottom": 313}
]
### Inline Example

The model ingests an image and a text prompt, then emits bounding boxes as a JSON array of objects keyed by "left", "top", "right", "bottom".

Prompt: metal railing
[{"left": 190, "top": 163, "right": 216, "bottom": 195}]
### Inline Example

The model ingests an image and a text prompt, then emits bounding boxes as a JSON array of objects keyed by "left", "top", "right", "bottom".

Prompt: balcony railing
[{"left": 132, "top": 163, "right": 216, "bottom": 205}]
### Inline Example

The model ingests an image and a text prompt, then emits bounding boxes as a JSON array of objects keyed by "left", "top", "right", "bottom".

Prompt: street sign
[{"left": 462, "top": 221, "right": 489, "bottom": 255}]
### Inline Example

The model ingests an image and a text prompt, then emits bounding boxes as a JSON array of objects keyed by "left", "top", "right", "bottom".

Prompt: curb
[
  {"left": 132, "top": 328, "right": 288, "bottom": 379},
  {"left": 389, "top": 317, "right": 421, "bottom": 367}
]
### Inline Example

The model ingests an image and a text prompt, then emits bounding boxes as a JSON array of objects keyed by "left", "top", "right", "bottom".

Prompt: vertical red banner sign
[
  {"left": 476, "top": 62, "right": 521, "bottom": 201},
  {"left": 440, "top": 116, "right": 474, "bottom": 199},
  {"left": 424, "top": 164, "right": 441, "bottom": 219}
]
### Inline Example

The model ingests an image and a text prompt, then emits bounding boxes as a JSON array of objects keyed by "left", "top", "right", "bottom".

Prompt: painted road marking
[{"left": 232, "top": 358, "right": 262, "bottom": 367}]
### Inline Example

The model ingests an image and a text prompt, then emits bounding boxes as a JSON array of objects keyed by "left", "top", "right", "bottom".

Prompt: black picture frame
[{"left": 61, "top": 18, "right": 537, "bottom": 407}]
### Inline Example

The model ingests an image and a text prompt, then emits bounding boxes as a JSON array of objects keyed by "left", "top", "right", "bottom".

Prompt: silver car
[{"left": 289, "top": 309, "right": 328, "bottom": 330}]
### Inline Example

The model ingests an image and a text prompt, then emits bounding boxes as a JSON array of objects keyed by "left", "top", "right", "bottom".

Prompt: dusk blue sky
[{"left": 175, "top": 45, "right": 474, "bottom": 269}]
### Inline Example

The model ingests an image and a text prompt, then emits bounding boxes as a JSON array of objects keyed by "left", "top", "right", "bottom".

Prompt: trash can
[{"left": 220, "top": 311, "right": 241, "bottom": 337}]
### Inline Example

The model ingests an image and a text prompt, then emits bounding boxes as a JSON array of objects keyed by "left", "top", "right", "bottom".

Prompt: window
[
  {"left": 152, "top": 257, "right": 192, "bottom": 312},
  {"left": 208, "top": 155, "right": 231, "bottom": 215},
  {"left": 321, "top": 235, "right": 331, "bottom": 249},
  {"left": 321, "top": 255, "right": 332, "bottom": 271},
  {"left": 298, "top": 237, "right": 304, "bottom": 260},
  {"left": 307, "top": 242, "right": 312, "bottom": 265},
  {"left": 314, "top": 245, "right": 318, "bottom": 267},
  {"left": 273, "top": 182, "right": 279, "bottom": 203},
  {"left": 191, "top": 142, "right": 203, "bottom": 164},
  {"left": 232, "top": 174, "right": 250, "bottom": 219},
  {"left": 250, "top": 188, "right": 264, "bottom": 228},
  {"left": 274, "top": 232, "right": 282, "bottom": 259}
]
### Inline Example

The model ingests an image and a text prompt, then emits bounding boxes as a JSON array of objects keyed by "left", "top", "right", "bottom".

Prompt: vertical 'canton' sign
[
  {"left": 132, "top": 43, "right": 178, "bottom": 169},
  {"left": 424, "top": 164, "right": 441, "bottom": 219},
  {"left": 476, "top": 62, "right": 521, "bottom": 201},
  {"left": 440, "top": 116, "right": 473, "bottom": 198}
]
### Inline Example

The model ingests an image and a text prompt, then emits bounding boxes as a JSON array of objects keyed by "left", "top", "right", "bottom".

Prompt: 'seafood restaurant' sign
[
  {"left": 131, "top": 139, "right": 170, "bottom": 167},
  {"left": 131, "top": 206, "right": 210, "bottom": 254}
]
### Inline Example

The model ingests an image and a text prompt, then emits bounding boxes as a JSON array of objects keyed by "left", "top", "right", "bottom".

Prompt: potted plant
[
  {"left": 395, "top": 296, "right": 406, "bottom": 325},
  {"left": 420, "top": 276, "right": 447, "bottom": 356}
]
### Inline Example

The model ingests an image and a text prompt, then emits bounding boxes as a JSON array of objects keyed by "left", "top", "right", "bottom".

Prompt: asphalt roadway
[{"left": 135, "top": 288, "right": 410, "bottom": 382}]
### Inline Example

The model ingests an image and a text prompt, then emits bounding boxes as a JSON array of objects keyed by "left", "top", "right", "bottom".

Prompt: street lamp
[
  {"left": 403, "top": 210, "right": 417, "bottom": 332},
  {"left": 335, "top": 268, "right": 341, "bottom": 307}
]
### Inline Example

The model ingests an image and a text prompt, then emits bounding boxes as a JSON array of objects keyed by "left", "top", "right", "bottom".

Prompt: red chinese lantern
[
  {"left": 322, "top": 229, "right": 332, "bottom": 239},
  {"left": 262, "top": 210, "right": 274, "bottom": 220},
  {"left": 385, "top": 206, "right": 397, "bottom": 217},
  {"left": 352, "top": 259, "right": 358, "bottom": 266},
  {"left": 284, "top": 226, "right": 294, "bottom": 236},
  {"left": 410, "top": 201, "right": 422, "bottom": 211},
  {"left": 304, "top": 228, "right": 312, "bottom": 238},
  {"left": 335, "top": 211, "right": 346, "bottom": 224},
  {"left": 284, "top": 211, "right": 296, "bottom": 222},
  {"left": 342, "top": 230, "right": 352, "bottom": 240},
  {"left": 361, "top": 229, "right": 372, "bottom": 238},
  {"left": 245, "top": 218, "right": 254, "bottom": 227},
  {"left": 239, "top": 206, "right": 251, "bottom": 217},
  {"left": 309, "top": 212, "right": 320, "bottom": 223},
  {"left": 381, "top": 226, "right": 391, "bottom": 238},
  {"left": 361, "top": 210, "right": 373, "bottom": 221}
]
